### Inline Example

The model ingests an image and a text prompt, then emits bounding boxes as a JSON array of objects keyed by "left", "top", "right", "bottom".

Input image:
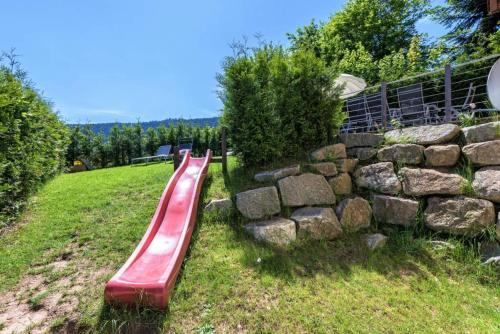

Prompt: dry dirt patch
[{"left": 0, "top": 245, "right": 111, "bottom": 333}]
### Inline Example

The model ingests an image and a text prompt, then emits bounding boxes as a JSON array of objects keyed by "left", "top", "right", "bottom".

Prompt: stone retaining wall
[{"left": 220, "top": 122, "right": 500, "bottom": 259}]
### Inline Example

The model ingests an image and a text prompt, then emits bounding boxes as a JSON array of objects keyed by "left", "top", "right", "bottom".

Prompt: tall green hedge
[
  {"left": 218, "top": 45, "right": 344, "bottom": 166},
  {"left": 0, "top": 68, "right": 68, "bottom": 226},
  {"left": 66, "top": 122, "right": 221, "bottom": 169}
]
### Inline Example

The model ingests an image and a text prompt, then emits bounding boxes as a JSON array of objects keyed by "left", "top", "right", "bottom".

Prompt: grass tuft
[
  {"left": 458, "top": 111, "right": 477, "bottom": 127},
  {"left": 28, "top": 290, "right": 50, "bottom": 310},
  {"left": 456, "top": 156, "right": 476, "bottom": 197}
]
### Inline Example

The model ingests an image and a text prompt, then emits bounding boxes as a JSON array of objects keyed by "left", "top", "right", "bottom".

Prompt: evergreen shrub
[{"left": 218, "top": 44, "right": 343, "bottom": 167}]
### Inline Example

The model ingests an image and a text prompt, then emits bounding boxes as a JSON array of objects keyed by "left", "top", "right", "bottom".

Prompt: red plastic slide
[{"left": 104, "top": 150, "right": 212, "bottom": 309}]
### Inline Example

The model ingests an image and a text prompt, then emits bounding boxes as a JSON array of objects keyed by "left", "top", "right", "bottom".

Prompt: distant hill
[{"left": 70, "top": 117, "right": 220, "bottom": 137}]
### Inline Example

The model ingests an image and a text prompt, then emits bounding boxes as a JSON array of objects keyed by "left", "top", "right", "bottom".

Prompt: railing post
[
  {"left": 444, "top": 64, "right": 452, "bottom": 122},
  {"left": 381, "top": 82, "right": 388, "bottom": 130},
  {"left": 221, "top": 127, "right": 227, "bottom": 174},
  {"left": 173, "top": 146, "right": 180, "bottom": 171}
]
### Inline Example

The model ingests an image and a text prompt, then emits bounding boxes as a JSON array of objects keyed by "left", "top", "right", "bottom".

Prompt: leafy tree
[
  {"left": 378, "top": 50, "right": 408, "bottom": 82},
  {"left": 432, "top": 0, "right": 500, "bottom": 47},
  {"left": 377, "top": 35, "right": 428, "bottom": 81},
  {"left": 209, "top": 128, "right": 220, "bottom": 155},
  {"left": 489, "top": 29, "right": 500, "bottom": 52},
  {"left": 427, "top": 41, "right": 449, "bottom": 67},
  {"left": 92, "top": 131, "right": 108, "bottom": 168},
  {"left": 66, "top": 125, "right": 83, "bottom": 164},
  {"left": 144, "top": 127, "right": 159, "bottom": 156},
  {"left": 185, "top": 123, "right": 193, "bottom": 139},
  {"left": 407, "top": 35, "right": 425, "bottom": 74},
  {"left": 287, "top": 20, "right": 323, "bottom": 58},
  {"left": 132, "top": 122, "right": 143, "bottom": 158},
  {"left": 337, "top": 43, "right": 378, "bottom": 84},
  {"left": 157, "top": 125, "right": 168, "bottom": 146},
  {"left": 166, "top": 124, "right": 176, "bottom": 145},
  {"left": 288, "top": 0, "right": 430, "bottom": 83},
  {"left": 109, "top": 124, "right": 122, "bottom": 166},
  {"left": 202, "top": 126, "right": 211, "bottom": 154},
  {"left": 192, "top": 126, "right": 202, "bottom": 156},
  {"left": 80, "top": 123, "right": 94, "bottom": 160},
  {"left": 319, "top": 0, "right": 428, "bottom": 62},
  {"left": 176, "top": 122, "right": 186, "bottom": 143},
  {"left": 121, "top": 125, "right": 134, "bottom": 164}
]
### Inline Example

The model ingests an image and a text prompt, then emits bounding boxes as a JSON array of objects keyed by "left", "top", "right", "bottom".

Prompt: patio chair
[
  {"left": 131, "top": 144, "right": 172, "bottom": 164},
  {"left": 156, "top": 145, "right": 172, "bottom": 157},
  {"left": 365, "top": 92, "right": 385, "bottom": 131},
  {"left": 393, "top": 83, "right": 440, "bottom": 126},
  {"left": 341, "top": 95, "right": 371, "bottom": 133},
  {"left": 429, "top": 83, "right": 477, "bottom": 122},
  {"left": 449, "top": 82, "right": 477, "bottom": 121}
]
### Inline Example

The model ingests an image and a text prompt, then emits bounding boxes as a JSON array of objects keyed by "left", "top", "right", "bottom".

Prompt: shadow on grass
[
  {"left": 223, "top": 213, "right": 440, "bottom": 285},
  {"left": 95, "top": 170, "right": 215, "bottom": 333},
  {"left": 129, "top": 160, "right": 172, "bottom": 168}
]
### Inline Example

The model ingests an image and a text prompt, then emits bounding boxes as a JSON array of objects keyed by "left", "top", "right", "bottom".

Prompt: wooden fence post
[
  {"left": 444, "top": 64, "right": 452, "bottom": 122},
  {"left": 381, "top": 82, "right": 388, "bottom": 130},
  {"left": 221, "top": 127, "right": 227, "bottom": 174},
  {"left": 173, "top": 146, "right": 180, "bottom": 171}
]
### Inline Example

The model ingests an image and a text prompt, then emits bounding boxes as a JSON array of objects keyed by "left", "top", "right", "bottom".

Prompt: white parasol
[{"left": 335, "top": 74, "right": 367, "bottom": 99}]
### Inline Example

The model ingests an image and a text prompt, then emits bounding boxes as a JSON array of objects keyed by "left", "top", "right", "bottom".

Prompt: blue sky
[{"left": 0, "top": 1, "right": 446, "bottom": 123}]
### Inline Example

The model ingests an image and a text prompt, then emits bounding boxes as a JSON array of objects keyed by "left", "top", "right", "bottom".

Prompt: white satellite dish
[{"left": 487, "top": 57, "right": 500, "bottom": 110}]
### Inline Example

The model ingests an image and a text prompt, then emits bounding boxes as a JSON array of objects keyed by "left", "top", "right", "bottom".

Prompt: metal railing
[{"left": 340, "top": 54, "right": 499, "bottom": 133}]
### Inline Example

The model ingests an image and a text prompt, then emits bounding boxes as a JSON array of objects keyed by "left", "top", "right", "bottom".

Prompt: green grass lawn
[{"left": 0, "top": 158, "right": 499, "bottom": 333}]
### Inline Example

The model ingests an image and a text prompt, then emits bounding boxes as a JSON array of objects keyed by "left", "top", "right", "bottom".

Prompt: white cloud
[
  {"left": 80, "top": 107, "right": 126, "bottom": 116},
  {"left": 55, "top": 104, "right": 134, "bottom": 123}
]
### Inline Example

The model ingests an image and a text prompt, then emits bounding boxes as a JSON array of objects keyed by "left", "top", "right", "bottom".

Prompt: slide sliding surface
[{"left": 104, "top": 150, "right": 212, "bottom": 309}]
